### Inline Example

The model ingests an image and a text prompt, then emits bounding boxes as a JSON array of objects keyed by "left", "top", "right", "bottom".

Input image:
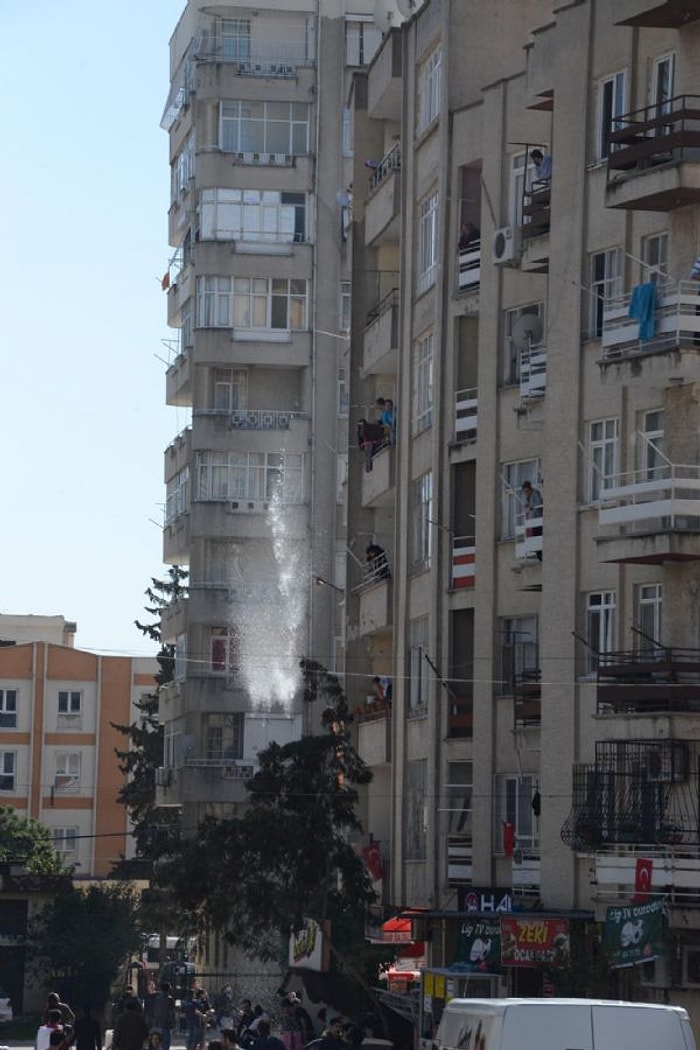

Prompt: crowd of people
[{"left": 34, "top": 986, "right": 367, "bottom": 1050}]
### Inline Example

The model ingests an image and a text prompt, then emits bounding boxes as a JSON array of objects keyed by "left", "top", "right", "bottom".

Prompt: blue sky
[{"left": 1, "top": 1, "right": 187, "bottom": 655}]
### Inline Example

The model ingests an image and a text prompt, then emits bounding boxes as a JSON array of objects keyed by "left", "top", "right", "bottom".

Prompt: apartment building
[
  {"left": 0, "top": 614, "right": 156, "bottom": 877},
  {"left": 346, "top": 0, "right": 700, "bottom": 1028},
  {"left": 157, "top": 1, "right": 384, "bottom": 834}
]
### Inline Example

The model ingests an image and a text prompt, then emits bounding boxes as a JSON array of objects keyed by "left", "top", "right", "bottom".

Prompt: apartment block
[
  {"left": 0, "top": 615, "right": 156, "bottom": 877},
  {"left": 345, "top": 0, "right": 700, "bottom": 1031}
]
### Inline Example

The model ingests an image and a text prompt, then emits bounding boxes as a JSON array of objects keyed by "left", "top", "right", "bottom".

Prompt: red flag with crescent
[
  {"left": 362, "top": 840, "right": 385, "bottom": 881},
  {"left": 634, "top": 858, "right": 653, "bottom": 901}
]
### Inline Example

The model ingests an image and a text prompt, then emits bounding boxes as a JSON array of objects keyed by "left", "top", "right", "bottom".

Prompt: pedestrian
[
  {"left": 252, "top": 1020, "right": 285, "bottom": 1050},
  {"left": 113, "top": 999, "right": 149, "bottom": 1050},
  {"left": 44, "top": 993, "right": 76, "bottom": 1029},
  {"left": 37, "top": 1010, "right": 64, "bottom": 1050},
  {"left": 150, "top": 983, "right": 176, "bottom": 1050},
  {"left": 73, "top": 1007, "right": 102, "bottom": 1050}
]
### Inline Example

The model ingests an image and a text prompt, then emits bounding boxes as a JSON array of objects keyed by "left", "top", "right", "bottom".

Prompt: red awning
[
  {"left": 380, "top": 917, "right": 413, "bottom": 943},
  {"left": 397, "top": 940, "right": 425, "bottom": 958}
]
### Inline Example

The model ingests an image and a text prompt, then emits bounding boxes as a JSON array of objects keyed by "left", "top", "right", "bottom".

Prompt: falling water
[{"left": 235, "top": 488, "right": 308, "bottom": 712}]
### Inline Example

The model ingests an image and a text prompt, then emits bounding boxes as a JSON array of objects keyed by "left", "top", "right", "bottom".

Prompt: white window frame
[
  {"left": 588, "top": 417, "right": 619, "bottom": 503},
  {"left": 493, "top": 773, "right": 539, "bottom": 852},
  {"left": 195, "top": 451, "right": 305, "bottom": 504},
  {"left": 233, "top": 277, "right": 308, "bottom": 332},
  {"left": 337, "top": 366, "right": 349, "bottom": 419},
  {"left": 55, "top": 751, "right": 81, "bottom": 793},
  {"left": 589, "top": 247, "right": 622, "bottom": 340},
  {"left": 58, "top": 690, "right": 82, "bottom": 716},
  {"left": 53, "top": 826, "right": 79, "bottom": 854},
  {"left": 413, "top": 331, "right": 434, "bottom": 434},
  {"left": 652, "top": 52, "right": 675, "bottom": 116},
  {"left": 165, "top": 467, "right": 189, "bottom": 524},
  {"left": 597, "top": 69, "right": 628, "bottom": 161},
  {"left": 641, "top": 232, "right": 669, "bottom": 284},
  {"left": 0, "top": 751, "right": 15, "bottom": 792},
  {"left": 636, "top": 583, "right": 663, "bottom": 653},
  {"left": 502, "top": 459, "right": 540, "bottom": 540},
  {"left": 210, "top": 628, "right": 239, "bottom": 676},
  {"left": 213, "top": 369, "right": 247, "bottom": 412},
  {"left": 205, "top": 712, "right": 244, "bottom": 760},
  {"left": 409, "top": 617, "right": 430, "bottom": 713},
  {"left": 199, "top": 189, "right": 307, "bottom": 244},
  {"left": 345, "top": 19, "right": 382, "bottom": 67},
  {"left": 411, "top": 471, "right": 433, "bottom": 570},
  {"left": 180, "top": 298, "right": 193, "bottom": 352},
  {"left": 341, "top": 107, "right": 354, "bottom": 156},
  {"left": 172, "top": 133, "right": 195, "bottom": 199},
  {"left": 446, "top": 761, "right": 473, "bottom": 839},
  {"left": 221, "top": 17, "right": 251, "bottom": 61},
  {"left": 503, "top": 302, "right": 544, "bottom": 386},
  {"left": 0, "top": 689, "right": 17, "bottom": 729},
  {"left": 220, "top": 100, "right": 310, "bottom": 155},
  {"left": 641, "top": 408, "right": 666, "bottom": 480},
  {"left": 418, "top": 191, "right": 439, "bottom": 295},
  {"left": 417, "top": 47, "right": 442, "bottom": 133},
  {"left": 196, "top": 276, "right": 232, "bottom": 328},
  {"left": 585, "top": 591, "right": 616, "bottom": 674}
]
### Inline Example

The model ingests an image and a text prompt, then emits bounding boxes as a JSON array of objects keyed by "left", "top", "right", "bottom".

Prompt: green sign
[
  {"left": 604, "top": 896, "right": 666, "bottom": 968},
  {"left": 456, "top": 916, "right": 502, "bottom": 971}
]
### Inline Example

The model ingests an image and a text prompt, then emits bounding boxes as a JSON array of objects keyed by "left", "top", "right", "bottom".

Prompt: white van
[{"left": 435, "top": 997, "right": 696, "bottom": 1050}]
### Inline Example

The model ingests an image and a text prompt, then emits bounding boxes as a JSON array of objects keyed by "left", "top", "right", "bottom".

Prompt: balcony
[
  {"left": 160, "top": 599, "right": 187, "bottom": 644},
  {"left": 193, "top": 18, "right": 314, "bottom": 75},
  {"left": 164, "top": 427, "right": 192, "bottom": 481},
  {"left": 365, "top": 148, "right": 401, "bottom": 246},
  {"left": 614, "top": 1, "right": 700, "bottom": 28},
  {"left": 453, "top": 388, "right": 477, "bottom": 445},
  {"left": 451, "top": 536, "right": 475, "bottom": 590},
  {"left": 367, "top": 30, "right": 402, "bottom": 120},
  {"left": 593, "top": 847, "right": 700, "bottom": 910},
  {"left": 596, "top": 464, "right": 700, "bottom": 562},
  {"left": 457, "top": 244, "right": 481, "bottom": 292},
  {"left": 597, "top": 647, "right": 700, "bottom": 715},
  {"left": 605, "top": 96, "right": 700, "bottom": 210},
  {"left": 514, "top": 669, "right": 541, "bottom": 726},
  {"left": 356, "top": 578, "right": 393, "bottom": 639},
  {"left": 601, "top": 280, "right": 700, "bottom": 360},
  {"left": 521, "top": 184, "right": 550, "bottom": 238},
  {"left": 159, "top": 758, "right": 258, "bottom": 806},
  {"left": 357, "top": 707, "right": 391, "bottom": 765},
  {"left": 166, "top": 351, "right": 192, "bottom": 407},
  {"left": 362, "top": 289, "right": 399, "bottom": 377},
  {"left": 519, "top": 344, "right": 547, "bottom": 402},
  {"left": 515, "top": 512, "right": 543, "bottom": 561},
  {"left": 361, "top": 444, "right": 395, "bottom": 508}
]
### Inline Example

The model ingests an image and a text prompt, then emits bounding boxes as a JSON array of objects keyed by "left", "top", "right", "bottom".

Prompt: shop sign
[
  {"left": 459, "top": 887, "right": 513, "bottom": 913},
  {"left": 500, "top": 917, "right": 570, "bottom": 968},
  {"left": 456, "top": 916, "right": 502, "bottom": 970},
  {"left": 603, "top": 896, "right": 666, "bottom": 968},
  {"left": 288, "top": 918, "right": 324, "bottom": 970}
]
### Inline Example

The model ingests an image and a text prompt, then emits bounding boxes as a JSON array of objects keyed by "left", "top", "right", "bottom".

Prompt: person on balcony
[
  {"left": 377, "top": 397, "right": 396, "bottom": 446},
  {"left": 459, "top": 221, "right": 480, "bottom": 251},
  {"left": 521, "top": 480, "right": 543, "bottom": 560},
  {"left": 366, "top": 543, "right": 390, "bottom": 580},
  {"left": 529, "top": 148, "right": 552, "bottom": 185}
]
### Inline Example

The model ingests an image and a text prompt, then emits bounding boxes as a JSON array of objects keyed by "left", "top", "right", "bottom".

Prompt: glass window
[
  {"left": 345, "top": 19, "right": 382, "bottom": 67},
  {"left": 55, "top": 752, "right": 81, "bottom": 792},
  {"left": 409, "top": 617, "right": 430, "bottom": 713},
  {"left": 642, "top": 409, "right": 666, "bottom": 480},
  {"left": 509, "top": 152, "right": 534, "bottom": 228},
  {"left": 411, "top": 472, "right": 433, "bottom": 570},
  {"left": 493, "top": 773, "right": 539, "bottom": 851},
  {"left": 220, "top": 100, "right": 310, "bottom": 155},
  {"left": 205, "top": 713, "right": 244, "bottom": 760},
  {"left": 503, "top": 302, "right": 544, "bottom": 386},
  {"left": 222, "top": 18, "right": 251, "bottom": 61},
  {"left": 589, "top": 248, "right": 622, "bottom": 339},
  {"left": 502, "top": 460, "right": 540, "bottom": 540},
  {"left": 636, "top": 583, "right": 662, "bottom": 653},
  {"left": 53, "top": 826, "right": 79, "bottom": 854},
  {"left": 417, "top": 47, "right": 442, "bottom": 133},
  {"left": 339, "top": 281, "right": 351, "bottom": 333},
  {"left": 641, "top": 232, "right": 668, "bottom": 284},
  {"left": 597, "top": 70, "right": 628, "bottom": 160},
  {"left": 0, "top": 690, "right": 17, "bottom": 729},
  {"left": 196, "top": 276, "right": 232, "bottom": 328},
  {"left": 214, "top": 369, "right": 247, "bottom": 412},
  {"left": 588, "top": 418, "right": 619, "bottom": 502},
  {"left": 0, "top": 752, "right": 14, "bottom": 791},
  {"left": 181, "top": 299, "right": 193, "bottom": 351},
  {"left": 446, "top": 761, "right": 472, "bottom": 838},
  {"left": 652, "top": 53, "right": 675, "bottom": 117},
  {"left": 210, "top": 628, "right": 239, "bottom": 675},
  {"left": 165, "top": 468, "right": 189, "bottom": 524},
  {"left": 418, "top": 191, "right": 439, "bottom": 294},
  {"left": 413, "top": 332, "right": 433, "bottom": 434},
  {"left": 58, "top": 691, "right": 81, "bottom": 715},
  {"left": 199, "top": 188, "right": 306, "bottom": 244},
  {"left": 499, "top": 616, "right": 538, "bottom": 695},
  {"left": 585, "top": 591, "right": 616, "bottom": 674},
  {"left": 195, "top": 452, "right": 305, "bottom": 504},
  {"left": 405, "top": 759, "right": 427, "bottom": 860}
]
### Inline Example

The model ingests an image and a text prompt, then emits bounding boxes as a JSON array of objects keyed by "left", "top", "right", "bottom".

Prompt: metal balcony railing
[
  {"left": 453, "top": 388, "right": 477, "bottom": 443},
  {"left": 602, "top": 280, "right": 700, "bottom": 358},
  {"left": 365, "top": 288, "right": 399, "bottom": 329},
  {"left": 368, "top": 144, "right": 402, "bottom": 194},
  {"left": 607, "top": 94, "right": 700, "bottom": 179},
  {"left": 519, "top": 344, "right": 547, "bottom": 401},
  {"left": 353, "top": 554, "right": 392, "bottom": 593},
  {"left": 597, "top": 646, "right": 700, "bottom": 714},
  {"left": 451, "top": 535, "right": 475, "bottom": 589},
  {"left": 514, "top": 669, "right": 541, "bottom": 726},
  {"left": 457, "top": 243, "right": 481, "bottom": 290},
  {"left": 515, "top": 511, "right": 543, "bottom": 560},
  {"left": 598, "top": 462, "right": 700, "bottom": 533}
]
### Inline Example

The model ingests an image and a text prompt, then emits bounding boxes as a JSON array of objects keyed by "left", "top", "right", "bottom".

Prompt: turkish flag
[
  {"left": 362, "top": 841, "right": 385, "bottom": 881},
  {"left": 634, "top": 858, "right": 653, "bottom": 901},
  {"left": 503, "top": 821, "right": 515, "bottom": 858}
]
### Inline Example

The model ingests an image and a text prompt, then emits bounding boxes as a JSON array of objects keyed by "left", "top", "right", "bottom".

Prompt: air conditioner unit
[
  {"left": 493, "top": 225, "right": 522, "bottom": 266},
  {"left": 640, "top": 955, "right": 671, "bottom": 988}
]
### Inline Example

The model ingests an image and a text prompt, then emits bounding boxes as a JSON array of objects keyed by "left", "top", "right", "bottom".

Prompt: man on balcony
[
  {"left": 521, "top": 480, "right": 543, "bottom": 560},
  {"left": 459, "top": 221, "right": 480, "bottom": 251}
]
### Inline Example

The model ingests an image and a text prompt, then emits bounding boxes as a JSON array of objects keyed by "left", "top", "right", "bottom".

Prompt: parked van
[{"left": 435, "top": 997, "right": 696, "bottom": 1050}]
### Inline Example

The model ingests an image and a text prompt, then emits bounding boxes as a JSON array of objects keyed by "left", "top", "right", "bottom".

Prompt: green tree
[
  {"left": 160, "top": 660, "right": 387, "bottom": 982},
  {"left": 0, "top": 806, "right": 67, "bottom": 874},
  {"left": 26, "top": 883, "right": 142, "bottom": 1010},
  {"left": 111, "top": 566, "right": 187, "bottom": 877}
]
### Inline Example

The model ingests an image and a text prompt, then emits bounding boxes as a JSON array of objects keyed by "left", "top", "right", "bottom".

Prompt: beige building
[{"left": 345, "top": 0, "right": 700, "bottom": 1027}]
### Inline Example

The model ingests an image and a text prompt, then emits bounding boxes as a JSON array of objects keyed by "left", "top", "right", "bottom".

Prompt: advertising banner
[
  {"left": 500, "top": 917, "right": 570, "bottom": 968},
  {"left": 604, "top": 896, "right": 666, "bottom": 967},
  {"left": 455, "top": 916, "right": 502, "bottom": 971}
]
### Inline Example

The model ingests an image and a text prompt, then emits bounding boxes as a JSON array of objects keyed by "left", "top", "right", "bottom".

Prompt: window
[
  {"left": 409, "top": 617, "right": 430, "bottom": 713},
  {"left": 174, "top": 634, "right": 187, "bottom": 682},
  {"left": 641, "top": 409, "right": 666, "bottom": 480},
  {"left": 636, "top": 583, "right": 662, "bottom": 653},
  {"left": 418, "top": 191, "right": 439, "bottom": 295},
  {"left": 345, "top": 19, "right": 381, "bottom": 67},
  {"left": 588, "top": 418, "right": 619, "bottom": 502},
  {"left": 499, "top": 617, "right": 538, "bottom": 695},
  {"left": 501, "top": 459, "right": 540, "bottom": 540},
  {"left": 417, "top": 48, "right": 442, "bottom": 133},
  {"left": 413, "top": 332, "right": 434, "bottom": 434},
  {"left": 641, "top": 232, "right": 668, "bottom": 284},
  {"left": 341, "top": 108, "right": 354, "bottom": 156},
  {"left": 196, "top": 277, "right": 308, "bottom": 331},
  {"left": 199, "top": 189, "right": 307, "bottom": 244},
  {"left": 493, "top": 773, "right": 539, "bottom": 852},
  {"left": 196, "top": 276, "right": 232, "bottom": 327},
  {"left": 220, "top": 100, "right": 310, "bottom": 155},
  {"left": 210, "top": 628, "right": 239, "bottom": 675},
  {"left": 213, "top": 369, "right": 247, "bottom": 412},
  {"left": 446, "top": 761, "right": 472, "bottom": 838},
  {"left": 180, "top": 299, "right": 193, "bottom": 352},
  {"left": 411, "top": 471, "right": 433, "bottom": 569},
  {"left": 337, "top": 366, "right": 349, "bottom": 419},
  {"left": 597, "top": 70, "right": 628, "bottom": 160},
  {"left": 55, "top": 752, "right": 81, "bottom": 793},
  {"left": 58, "top": 691, "right": 81, "bottom": 715},
  {"left": 652, "top": 53, "right": 675, "bottom": 118},
  {"left": 405, "top": 759, "right": 427, "bottom": 860},
  {"left": 339, "top": 281, "right": 352, "bottom": 333},
  {"left": 53, "top": 826, "right": 79, "bottom": 854},
  {"left": 172, "top": 134, "right": 195, "bottom": 199},
  {"left": 0, "top": 690, "right": 17, "bottom": 729},
  {"left": 222, "top": 18, "right": 251, "bottom": 61},
  {"left": 589, "top": 248, "right": 622, "bottom": 339},
  {"left": 585, "top": 591, "right": 616, "bottom": 674},
  {"left": 165, "top": 468, "right": 189, "bottom": 524},
  {"left": 0, "top": 752, "right": 15, "bottom": 792},
  {"left": 204, "top": 713, "right": 244, "bottom": 760},
  {"left": 195, "top": 451, "right": 305, "bottom": 503},
  {"left": 508, "top": 152, "right": 534, "bottom": 228},
  {"left": 504, "top": 302, "right": 544, "bottom": 385}
]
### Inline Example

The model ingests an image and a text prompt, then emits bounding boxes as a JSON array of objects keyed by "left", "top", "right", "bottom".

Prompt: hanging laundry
[{"left": 628, "top": 281, "right": 655, "bottom": 340}]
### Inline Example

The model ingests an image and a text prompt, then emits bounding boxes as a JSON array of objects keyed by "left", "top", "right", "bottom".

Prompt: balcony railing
[
  {"left": 607, "top": 94, "right": 700, "bottom": 179},
  {"left": 368, "top": 144, "right": 401, "bottom": 194},
  {"left": 366, "top": 288, "right": 399, "bottom": 328},
  {"left": 453, "top": 388, "right": 477, "bottom": 443},
  {"left": 451, "top": 535, "right": 475, "bottom": 589},
  {"left": 229, "top": 409, "right": 308, "bottom": 430},
  {"left": 598, "top": 463, "right": 700, "bottom": 533},
  {"left": 597, "top": 646, "right": 700, "bottom": 714},
  {"left": 515, "top": 512, "right": 543, "bottom": 560},
  {"left": 601, "top": 280, "right": 700, "bottom": 359},
  {"left": 457, "top": 243, "right": 481, "bottom": 290},
  {"left": 185, "top": 757, "right": 258, "bottom": 780},
  {"left": 353, "top": 554, "right": 392, "bottom": 594},
  {"left": 519, "top": 344, "right": 547, "bottom": 401},
  {"left": 521, "top": 183, "right": 550, "bottom": 239},
  {"left": 193, "top": 23, "right": 313, "bottom": 74},
  {"left": 514, "top": 669, "right": 541, "bottom": 725}
]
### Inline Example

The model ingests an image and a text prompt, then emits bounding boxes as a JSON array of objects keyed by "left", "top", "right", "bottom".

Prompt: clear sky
[{"left": 1, "top": 1, "right": 188, "bottom": 656}]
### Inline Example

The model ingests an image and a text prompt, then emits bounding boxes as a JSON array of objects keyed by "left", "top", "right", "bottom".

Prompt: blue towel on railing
[{"left": 628, "top": 281, "right": 655, "bottom": 340}]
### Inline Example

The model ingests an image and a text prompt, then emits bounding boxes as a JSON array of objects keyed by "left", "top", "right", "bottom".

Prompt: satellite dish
[
  {"left": 511, "top": 314, "right": 544, "bottom": 350},
  {"left": 396, "top": 0, "right": 425, "bottom": 17},
  {"left": 373, "top": 0, "right": 406, "bottom": 31}
]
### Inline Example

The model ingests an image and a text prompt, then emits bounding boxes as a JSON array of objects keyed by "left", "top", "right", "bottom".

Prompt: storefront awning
[{"left": 380, "top": 916, "right": 414, "bottom": 943}]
